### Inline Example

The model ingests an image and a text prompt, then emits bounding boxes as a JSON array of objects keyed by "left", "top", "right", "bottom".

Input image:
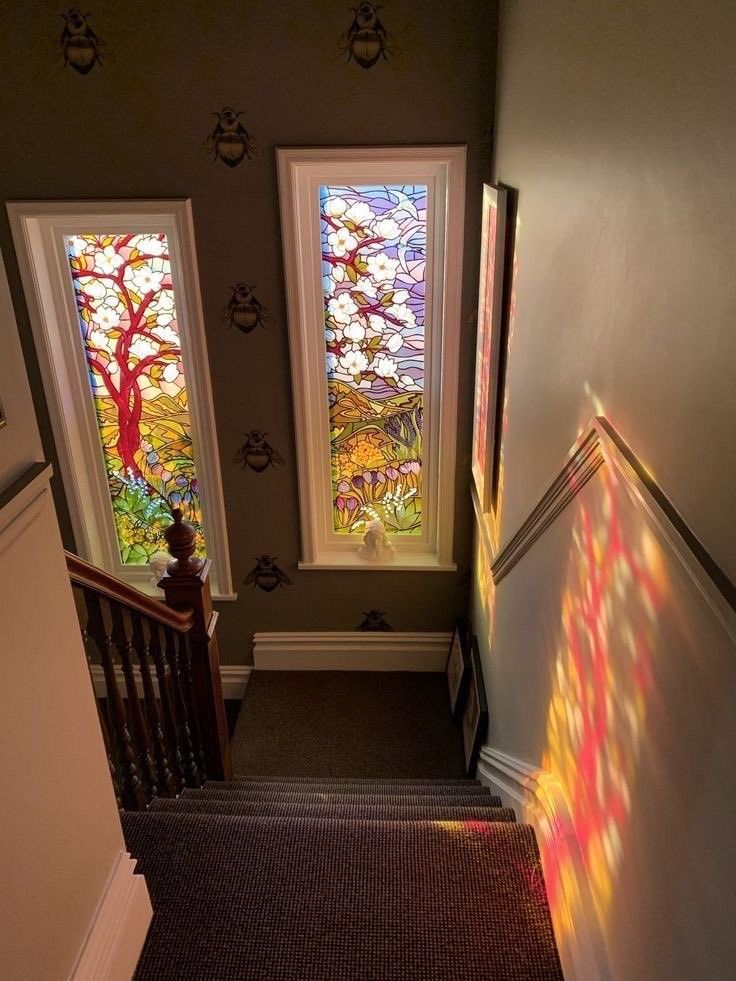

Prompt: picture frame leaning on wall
[
  {"left": 446, "top": 618, "right": 471, "bottom": 719},
  {"left": 471, "top": 183, "right": 509, "bottom": 514},
  {"left": 462, "top": 636, "right": 489, "bottom": 776}
]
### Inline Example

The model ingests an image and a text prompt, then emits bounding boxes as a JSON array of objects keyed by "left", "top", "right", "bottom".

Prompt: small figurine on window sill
[
  {"left": 358, "top": 519, "right": 395, "bottom": 563},
  {"left": 149, "top": 552, "right": 169, "bottom": 589}
]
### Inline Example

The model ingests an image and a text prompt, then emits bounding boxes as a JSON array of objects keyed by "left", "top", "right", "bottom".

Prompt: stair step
[
  {"left": 202, "top": 780, "right": 495, "bottom": 797},
  {"left": 123, "top": 811, "right": 562, "bottom": 980},
  {"left": 184, "top": 788, "right": 504, "bottom": 807},
  {"left": 150, "top": 796, "right": 516, "bottom": 822},
  {"left": 228, "top": 776, "right": 481, "bottom": 786}
]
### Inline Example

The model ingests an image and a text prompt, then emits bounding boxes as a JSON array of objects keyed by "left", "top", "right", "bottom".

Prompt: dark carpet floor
[
  {"left": 230, "top": 671, "right": 467, "bottom": 778},
  {"left": 124, "top": 799, "right": 563, "bottom": 980},
  {"left": 123, "top": 678, "right": 564, "bottom": 978}
]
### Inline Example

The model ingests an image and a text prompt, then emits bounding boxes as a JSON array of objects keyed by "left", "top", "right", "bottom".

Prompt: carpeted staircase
[{"left": 123, "top": 777, "right": 564, "bottom": 980}]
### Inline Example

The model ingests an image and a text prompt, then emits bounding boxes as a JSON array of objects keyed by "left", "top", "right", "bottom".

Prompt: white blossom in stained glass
[{"left": 320, "top": 184, "right": 426, "bottom": 535}]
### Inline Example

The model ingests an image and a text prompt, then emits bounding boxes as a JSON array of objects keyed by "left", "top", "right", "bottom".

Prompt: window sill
[
  {"left": 116, "top": 569, "right": 238, "bottom": 603},
  {"left": 298, "top": 551, "right": 456, "bottom": 573}
]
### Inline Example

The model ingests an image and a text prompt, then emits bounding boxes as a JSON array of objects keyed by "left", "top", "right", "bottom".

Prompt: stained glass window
[
  {"left": 320, "top": 184, "right": 426, "bottom": 536},
  {"left": 65, "top": 233, "right": 204, "bottom": 564}
]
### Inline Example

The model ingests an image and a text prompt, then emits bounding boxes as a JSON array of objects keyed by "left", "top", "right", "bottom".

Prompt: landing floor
[{"left": 230, "top": 671, "right": 466, "bottom": 778}]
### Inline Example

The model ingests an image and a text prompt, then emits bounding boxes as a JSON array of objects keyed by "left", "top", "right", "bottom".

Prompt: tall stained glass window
[
  {"left": 320, "top": 184, "right": 426, "bottom": 536},
  {"left": 65, "top": 233, "right": 204, "bottom": 564}
]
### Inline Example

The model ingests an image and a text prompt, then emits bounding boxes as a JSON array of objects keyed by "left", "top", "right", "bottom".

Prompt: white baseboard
[
  {"left": 70, "top": 851, "right": 152, "bottom": 981},
  {"left": 477, "top": 746, "right": 612, "bottom": 981},
  {"left": 89, "top": 664, "right": 251, "bottom": 701},
  {"left": 219, "top": 664, "right": 252, "bottom": 699},
  {"left": 253, "top": 631, "right": 452, "bottom": 671}
]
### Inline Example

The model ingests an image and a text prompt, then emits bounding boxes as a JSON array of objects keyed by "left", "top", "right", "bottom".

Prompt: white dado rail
[{"left": 475, "top": 415, "right": 735, "bottom": 635}]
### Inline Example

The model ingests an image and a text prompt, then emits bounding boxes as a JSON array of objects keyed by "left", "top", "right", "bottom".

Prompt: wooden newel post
[{"left": 158, "top": 509, "right": 232, "bottom": 781}]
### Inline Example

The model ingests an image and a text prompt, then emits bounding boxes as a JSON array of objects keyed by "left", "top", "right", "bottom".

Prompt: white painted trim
[
  {"left": 90, "top": 662, "right": 252, "bottom": 701},
  {"left": 253, "top": 631, "right": 452, "bottom": 671},
  {"left": 70, "top": 850, "right": 152, "bottom": 981},
  {"left": 7, "top": 200, "right": 235, "bottom": 601},
  {"left": 490, "top": 425, "right": 604, "bottom": 583},
  {"left": 476, "top": 747, "right": 612, "bottom": 981},
  {"left": 219, "top": 664, "right": 252, "bottom": 699},
  {"left": 594, "top": 417, "right": 736, "bottom": 641},
  {"left": 485, "top": 415, "right": 736, "bottom": 641},
  {"left": 276, "top": 146, "right": 465, "bottom": 570},
  {"left": 0, "top": 463, "right": 52, "bottom": 546},
  {"left": 298, "top": 552, "right": 456, "bottom": 572}
]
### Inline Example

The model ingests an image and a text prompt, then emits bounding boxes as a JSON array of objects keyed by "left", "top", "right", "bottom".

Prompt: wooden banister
[
  {"left": 67, "top": 508, "right": 232, "bottom": 810},
  {"left": 66, "top": 552, "right": 194, "bottom": 633},
  {"left": 158, "top": 510, "right": 232, "bottom": 781}
]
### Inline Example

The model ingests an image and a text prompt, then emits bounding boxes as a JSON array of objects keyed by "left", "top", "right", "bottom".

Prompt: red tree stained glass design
[
  {"left": 320, "top": 184, "right": 426, "bottom": 536},
  {"left": 65, "top": 233, "right": 204, "bottom": 564}
]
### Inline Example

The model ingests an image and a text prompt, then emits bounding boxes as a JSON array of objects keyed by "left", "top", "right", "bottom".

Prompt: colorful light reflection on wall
[
  {"left": 539, "top": 463, "right": 666, "bottom": 939},
  {"left": 66, "top": 233, "right": 204, "bottom": 564},
  {"left": 320, "top": 184, "right": 425, "bottom": 536}
]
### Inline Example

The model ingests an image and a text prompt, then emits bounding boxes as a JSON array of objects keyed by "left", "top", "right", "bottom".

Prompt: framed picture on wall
[
  {"left": 471, "top": 183, "right": 509, "bottom": 514},
  {"left": 462, "top": 636, "right": 489, "bottom": 775},
  {"left": 446, "top": 618, "right": 470, "bottom": 719}
]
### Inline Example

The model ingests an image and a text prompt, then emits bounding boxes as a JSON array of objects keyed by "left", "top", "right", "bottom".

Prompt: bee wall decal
[
  {"left": 244, "top": 555, "right": 293, "bottom": 593},
  {"left": 339, "top": 2, "right": 394, "bottom": 69},
  {"left": 204, "top": 108, "right": 258, "bottom": 168},
  {"left": 356, "top": 610, "right": 393, "bottom": 632},
  {"left": 232, "top": 431, "right": 285, "bottom": 473},
  {"left": 223, "top": 282, "right": 271, "bottom": 333},
  {"left": 60, "top": 8, "right": 103, "bottom": 74}
]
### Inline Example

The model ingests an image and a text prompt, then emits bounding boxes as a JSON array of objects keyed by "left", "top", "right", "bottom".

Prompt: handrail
[
  {"left": 66, "top": 551, "right": 194, "bottom": 633},
  {"left": 68, "top": 508, "right": 232, "bottom": 789}
]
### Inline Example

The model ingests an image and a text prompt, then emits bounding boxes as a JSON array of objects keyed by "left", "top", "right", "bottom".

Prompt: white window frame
[
  {"left": 277, "top": 146, "right": 465, "bottom": 571},
  {"left": 7, "top": 200, "right": 235, "bottom": 600}
]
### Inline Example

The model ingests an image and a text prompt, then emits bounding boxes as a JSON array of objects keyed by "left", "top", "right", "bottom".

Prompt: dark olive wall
[{"left": 0, "top": 0, "right": 496, "bottom": 662}]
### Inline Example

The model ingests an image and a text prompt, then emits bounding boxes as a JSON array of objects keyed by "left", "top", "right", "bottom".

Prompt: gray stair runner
[
  {"left": 150, "top": 796, "right": 517, "bottom": 822},
  {"left": 123, "top": 776, "right": 562, "bottom": 978},
  {"left": 124, "top": 809, "right": 563, "bottom": 980},
  {"left": 181, "top": 788, "right": 504, "bottom": 807},
  {"left": 223, "top": 776, "right": 483, "bottom": 785},
  {"left": 202, "top": 779, "right": 493, "bottom": 795}
]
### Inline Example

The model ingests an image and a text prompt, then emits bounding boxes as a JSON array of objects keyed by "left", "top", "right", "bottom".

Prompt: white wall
[
  {"left": 473, "top": 2, "right": 736, "bottom": 978},
  {"left": 0, "top": 257, "right": 148, "bottom": 978},
  {"left": 493, "top": 0, "right": 736, "bottom": 580}
]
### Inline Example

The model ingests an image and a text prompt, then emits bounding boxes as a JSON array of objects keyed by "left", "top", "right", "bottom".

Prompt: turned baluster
[
  {"left": 110, "top": 602, "right": 159, "bottom": 800},
  {"left": 177, "top": 632, "right": 208, "bottom": 782},
  {"left": 77, "top": 614, "right": 123, "bottom": 806},
  {"left": 84, "top": 589, "right": 146, "bottom": 810},
  {"left": 131, "top": 612, "right": 176, "bottom": 797},
  {"left": 164, "top": 626, "right": 200, "bottom": 787},
  {"left": 96, "top": 698, "right": 122, "bottom": 809},
  {"left": 149, "top": 621, "right": 185, "bottom": 792},
  {"left": 159, "top": 509, "right": 232, "bottom": 780},
  {"left": 81, "top": 619, "right": 123, "bottom": 809}
]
